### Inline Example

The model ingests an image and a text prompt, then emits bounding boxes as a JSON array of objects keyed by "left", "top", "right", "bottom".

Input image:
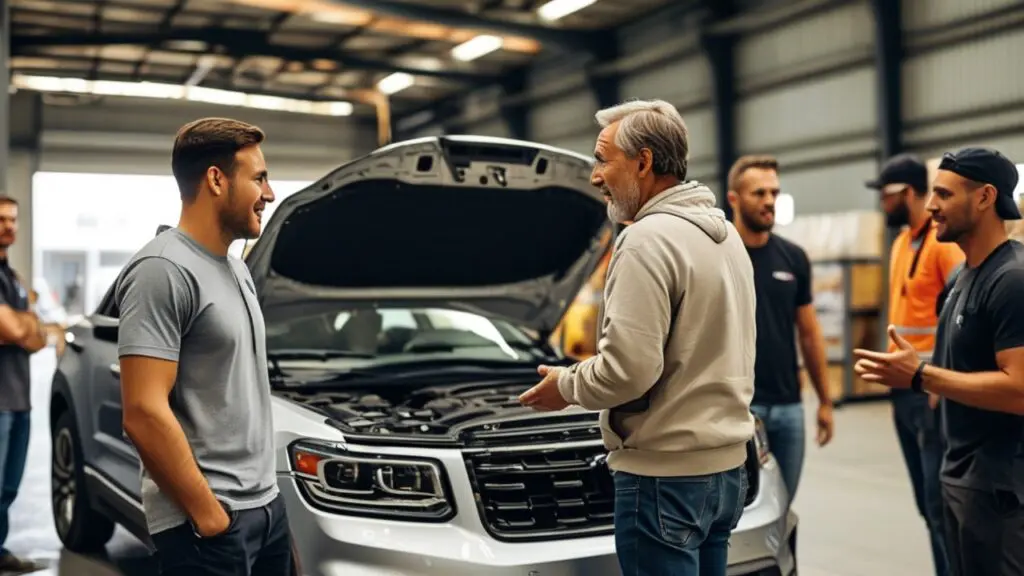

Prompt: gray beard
[{"left": 607, "top": 180, "right": 642, "bottom": 223}]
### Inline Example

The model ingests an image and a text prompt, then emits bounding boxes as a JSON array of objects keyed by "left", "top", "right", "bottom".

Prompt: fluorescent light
[
  {"left": 377, "top": 72, "right": 414, "bottom": 95},
  {"left": 538, "top": 0, "right": 597, "bottom": 21},
  {"left": 186, "top": 86, "right": 247, "bottom": 106},
  {"left": 451, "top": 35, "right": 504, "bottom": 62},
  {"left": 11, "top": 74, "right": 353, "bottom": 117},
  {"left": 310, "top": 12, "right": 351, "bottom": 24},
  {"left": 326, "top": 102, "right": 354, "bottom": 116},
  {"left": 775, "top": 193, "right": 795, "bottom": 226}
]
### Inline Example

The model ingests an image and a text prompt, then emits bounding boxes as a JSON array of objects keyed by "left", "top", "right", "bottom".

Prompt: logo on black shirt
[{"left": 772, "top": 271, "right": 795, "bottom": 282}]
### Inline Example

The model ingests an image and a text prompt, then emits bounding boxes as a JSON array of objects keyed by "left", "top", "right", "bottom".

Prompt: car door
[{"left": 86, "top": 285, "right": 143, "bottom": 502}]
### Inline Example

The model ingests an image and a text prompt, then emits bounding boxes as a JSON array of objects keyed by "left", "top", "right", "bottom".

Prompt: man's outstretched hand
[
  {"left": 519, "top": 365, "right": 570, "bottom": 412},
  {"left": 853, "top": 325, "right": 922, "bottom": 390}
]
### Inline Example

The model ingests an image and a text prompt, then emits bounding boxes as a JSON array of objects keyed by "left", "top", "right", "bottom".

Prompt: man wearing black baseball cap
[
  {"left": 854, "top": 146, "right": 1024, "bottom": 576},
  {"left": 865, "top": 152, "right": 960, "bottom": 576}
]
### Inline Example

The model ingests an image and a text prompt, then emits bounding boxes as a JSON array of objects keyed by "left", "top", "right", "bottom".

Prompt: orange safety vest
[{"left": 887, "top": 220, "right": 965, "bottom": 359}]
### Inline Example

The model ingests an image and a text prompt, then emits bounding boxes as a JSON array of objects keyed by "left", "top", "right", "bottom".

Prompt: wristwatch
[
  {"left": 911, "top": 361, "right": 927, "bottom": 393},
  {"left": 189, "top": 500, "right": 234, "bottom": 539}
]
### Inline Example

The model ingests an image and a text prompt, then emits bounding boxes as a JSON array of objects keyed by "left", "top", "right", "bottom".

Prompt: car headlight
[
  {"left": 754, "top": 417, "right": 770, "bottom": 466},
  {"left": 288, "top": 440, "right": 455, "bottom": 521}
]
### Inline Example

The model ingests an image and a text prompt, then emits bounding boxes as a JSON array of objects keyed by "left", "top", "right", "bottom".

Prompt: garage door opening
[{"left": 32, "top": 172, "right": 311, "bottom": 321}]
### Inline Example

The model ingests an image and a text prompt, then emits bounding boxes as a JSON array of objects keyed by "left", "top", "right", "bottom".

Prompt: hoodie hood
[{"left": 633, "top": 181, "right": 729, "bottom": 243}]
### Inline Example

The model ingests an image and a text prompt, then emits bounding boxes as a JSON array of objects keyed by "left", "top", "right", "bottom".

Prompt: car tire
[{"left": 51, "top": 409, "right": 116, "bottom": 553}]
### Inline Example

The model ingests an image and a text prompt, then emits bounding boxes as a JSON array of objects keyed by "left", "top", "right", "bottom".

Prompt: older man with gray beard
[{"left": 520, "top": 99, "right": 757, "bottom": 576}]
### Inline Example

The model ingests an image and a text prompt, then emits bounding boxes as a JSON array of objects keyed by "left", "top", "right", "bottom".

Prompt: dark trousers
[
  {"left": 892, "top": 392, "right": 949, "bottom": 576},
  {"left": 750, "top": 402, "right": 804, "bottom": 501},
  {"left": 613, "top": 466, "right": 747, "bottom": 576},
  {"left": 152, "top": 495, "right": 293, "bottom": 576},
  {"left": 942, "top": 482, "right": 1024, "bottom": 576},
  {"left": 0, "top": 411, "right": 31, "bottom": 556}
]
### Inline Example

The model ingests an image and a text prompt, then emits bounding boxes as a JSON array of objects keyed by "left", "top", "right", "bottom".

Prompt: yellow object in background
[{"left": 551, "top": 250, "right": 611, "bottom": 360}]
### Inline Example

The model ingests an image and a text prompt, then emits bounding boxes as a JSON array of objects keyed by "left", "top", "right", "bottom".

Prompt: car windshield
[{"left": 265, "top": 306, "right": 553, "bottom": 369}]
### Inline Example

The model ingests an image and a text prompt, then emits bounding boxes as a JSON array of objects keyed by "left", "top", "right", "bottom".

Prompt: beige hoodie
[{"left": 557, "top": 181, "right": 756, "bottom": 477}]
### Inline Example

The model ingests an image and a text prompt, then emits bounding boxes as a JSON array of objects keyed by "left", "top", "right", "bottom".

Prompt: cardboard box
[
  {"left": 850, "top": 263, "right": 883, "bottom": 310},
  {"left": 777, "top": 211, "right": 886, "bottom": 261}
]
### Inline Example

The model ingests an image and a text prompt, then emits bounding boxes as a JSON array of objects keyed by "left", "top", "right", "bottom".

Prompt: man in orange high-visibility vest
[{"left": 867, "top": 154, "right": 963, "bottom": 576}]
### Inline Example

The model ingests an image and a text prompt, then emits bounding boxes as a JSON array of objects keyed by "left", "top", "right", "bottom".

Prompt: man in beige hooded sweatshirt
[{"left": 520, "top": 99, "right": 757, "bottom": 576}]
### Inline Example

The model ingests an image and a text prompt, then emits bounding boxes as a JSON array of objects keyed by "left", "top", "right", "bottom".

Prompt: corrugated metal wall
[
  {"left": 902, "top": 0, "right": 1021, "bottom": 31},
  {"left": 35, "top": 96, "right": 378, "bottom": 180},
  {"left": 735, "top": 0, "right": 879, "bottom": 214},
  {"left": 526, "top": 66, "right": 600, "bottom": 155},
  {"left": 524, "top": 10, "right": 718, "bottom": 181},
  {"left": 901, "top": 1, "right": 1024, "bottom": 161},
  {"left": 442, "top": 6, "right": 719, "bottom": 183},
  {"left": 13, "top": 0, "right": 1023, "bottom": 220}
]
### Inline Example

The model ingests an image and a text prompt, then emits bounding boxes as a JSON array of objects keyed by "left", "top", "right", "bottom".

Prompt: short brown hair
[
  {"left": 728, "top": 154, "right": 779, "bottom": 192},
  {"left": 171, "top": 117, "right": 266, "bottom": 202},
  {"left": 0, "top": 196, "right": 18, "bottom": 207}
]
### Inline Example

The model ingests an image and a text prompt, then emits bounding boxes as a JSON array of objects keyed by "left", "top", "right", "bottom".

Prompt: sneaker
[{"left": 0, "top": 553, "right": 45, "bottom": 574}]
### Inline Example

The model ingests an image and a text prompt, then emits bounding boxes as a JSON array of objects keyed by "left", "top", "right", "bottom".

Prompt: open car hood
[{"left": 245, "top": 135, "right": 614, "bottom": 334}]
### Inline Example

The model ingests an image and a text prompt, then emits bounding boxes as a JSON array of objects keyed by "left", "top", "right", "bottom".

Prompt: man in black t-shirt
[
  {"left": 727, "top": 155, "right": 834, "bottom": 501},
  {"left": 854, "top": 147, "right": 1024, "bottom": 576}
]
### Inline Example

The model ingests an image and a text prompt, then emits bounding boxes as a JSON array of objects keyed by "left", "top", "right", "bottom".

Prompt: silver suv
[{"left": 49, "top": 136, "right": 797, "bottom": 575}]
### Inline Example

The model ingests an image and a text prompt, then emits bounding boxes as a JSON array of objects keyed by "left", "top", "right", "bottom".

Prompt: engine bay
[{"left": 275, "top": 380, "right": 590, "bottom": 440}]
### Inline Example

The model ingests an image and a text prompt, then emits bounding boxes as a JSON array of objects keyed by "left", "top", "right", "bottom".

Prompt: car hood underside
[{"left": 245, "top": 136, "right": 614, "bottom": 334}]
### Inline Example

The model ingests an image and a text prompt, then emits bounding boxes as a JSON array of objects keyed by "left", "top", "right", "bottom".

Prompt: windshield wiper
[
  {"left": 267, "top": 348, "right": 377, "bottom": 360},
  {"left": 502, "top": 340, "right": 562, "bottom": 363},
  {"left": 308, "top": 357, "right": 564, "bottom": 385}
]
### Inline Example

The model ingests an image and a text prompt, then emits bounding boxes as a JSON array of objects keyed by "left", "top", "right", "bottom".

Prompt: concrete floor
[{"left": 5, "top": 350, "right": 938, "bottom": 576}]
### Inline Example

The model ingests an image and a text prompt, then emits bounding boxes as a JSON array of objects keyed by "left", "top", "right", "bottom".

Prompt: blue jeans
[
  {"left": 893, "top": 392, "right": 949, "bottom": 576},
  {"left": 0, "top": 411, "right": 31, "bottom": 556},
  {"left": 750, "top": 402, "right": 805, "bottom": 501},
  {"left": 613, "top": 466, "right": 747, "bottom": 576}
]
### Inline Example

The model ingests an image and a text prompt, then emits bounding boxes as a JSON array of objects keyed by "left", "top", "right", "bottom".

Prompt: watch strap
[{"left": 912, "top": 361, "right": 927, "bottom": 393}]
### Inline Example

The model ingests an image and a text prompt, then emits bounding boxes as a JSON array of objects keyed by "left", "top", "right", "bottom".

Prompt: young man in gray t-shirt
[{"left": 116, "top": 117, "right": 290, "bottom": 575}]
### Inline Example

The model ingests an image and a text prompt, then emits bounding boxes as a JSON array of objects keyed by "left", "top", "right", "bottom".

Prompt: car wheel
[{"left": 51, "top": 410, "right": 116, "bottom": 552}]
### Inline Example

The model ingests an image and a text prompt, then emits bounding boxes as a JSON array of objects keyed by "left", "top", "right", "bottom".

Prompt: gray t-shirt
[{"left": 115, "top": 228, "right": 277, "bottom": 535}]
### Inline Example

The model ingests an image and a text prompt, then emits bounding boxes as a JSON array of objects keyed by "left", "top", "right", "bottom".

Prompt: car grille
[{"left": 464, "top": 442, "right": 615, "bottom": 542}]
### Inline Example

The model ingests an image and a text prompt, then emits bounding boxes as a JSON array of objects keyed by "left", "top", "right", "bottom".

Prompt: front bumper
[{"left": 278, "top": 455, "right": 797, "bottom": 576}]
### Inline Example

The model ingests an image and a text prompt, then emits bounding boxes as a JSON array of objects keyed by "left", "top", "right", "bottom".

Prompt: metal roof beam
[
  {"left": 11, "top": 29, "right": 499, "bottom": 82},
  {"left": 323, "top": 0, "right": 601, "bottom": 52}
]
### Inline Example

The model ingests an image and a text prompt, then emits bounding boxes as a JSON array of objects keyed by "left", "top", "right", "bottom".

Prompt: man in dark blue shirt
[
  {"left": 0, "top": 196, "right": 47, "bottom": 573},
  {"left": 854, "top": 147, "right": 1024, "bottom": 576}
]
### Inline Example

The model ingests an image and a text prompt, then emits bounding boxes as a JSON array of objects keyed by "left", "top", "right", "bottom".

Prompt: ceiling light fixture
[
  {"left": 451, "top": 35, "right": 504, "bottom": 62},
  {"left": 376, "top": 72, "right": 414, "bottom": 95},
  {"left": 11, "top": 74, "right": 354, "bottom": 116},
  {"left": 537, "top": 0, "right": 597, "bottom": 21}
]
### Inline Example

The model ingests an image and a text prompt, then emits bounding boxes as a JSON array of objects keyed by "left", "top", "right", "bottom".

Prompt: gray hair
[{"left": 594, "top": 99, "right": 690, "bottom": 180}]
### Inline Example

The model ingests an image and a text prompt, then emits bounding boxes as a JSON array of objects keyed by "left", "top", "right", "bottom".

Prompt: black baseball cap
[
  {"left": 865, "top": 153, "right": 929, "bottom": 195},
  {"left": 937, "top": 147, "right": 1020, "bottom": 220}
]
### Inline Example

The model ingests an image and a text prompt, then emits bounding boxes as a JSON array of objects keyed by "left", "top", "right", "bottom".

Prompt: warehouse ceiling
[{"left": 10, "top": 0, "right": 683, "bottom": 117}]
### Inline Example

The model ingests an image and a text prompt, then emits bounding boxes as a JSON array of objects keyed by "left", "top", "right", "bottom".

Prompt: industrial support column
[
  {"left": 871, "top": 0, "right": 904, "bottom": 159},
  {"left": 0, "top": 0, "right": 10, "bottom": 195},
  {"left": 701, "top": 2, "right": 739, "bottom": 220},
  {"left": 870, "top": 0, "right": 905, "bottom": 360},
  {"left": 499, "top": 69, "right": 529, "bottom": 140},
  {"left": 586, "top": 37, "right": 620, "bottom": 112}
]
